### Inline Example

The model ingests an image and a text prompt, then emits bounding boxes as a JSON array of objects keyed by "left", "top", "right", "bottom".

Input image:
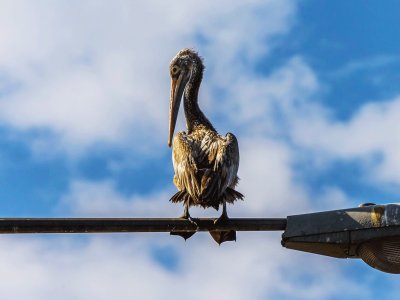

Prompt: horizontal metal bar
[{"left": 0, "top": 218, "right": 287, "bottom": 234}]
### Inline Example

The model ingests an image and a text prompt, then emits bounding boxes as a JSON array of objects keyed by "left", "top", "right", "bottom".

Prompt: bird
[{"left": 168, "top": 48, "right": 243, "bottom": 244}]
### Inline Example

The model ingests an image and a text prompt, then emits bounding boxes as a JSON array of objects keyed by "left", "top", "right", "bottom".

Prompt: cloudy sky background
[{"left": 0, "top": 0, "right": 399, "bottom": 299}]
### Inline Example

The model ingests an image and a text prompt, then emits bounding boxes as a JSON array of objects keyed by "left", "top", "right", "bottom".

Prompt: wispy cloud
[{"left": 330, "top": 55, "right": 400, "bottom": 78}]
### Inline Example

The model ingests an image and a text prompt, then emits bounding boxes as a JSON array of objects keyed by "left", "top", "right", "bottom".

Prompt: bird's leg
[
  {"left": 214, "top": 201, "right": 229, "bottom": 224},
  {"left": 171, "top": 201, "right": 197, "bottom": 240},
  {"left": 210, "top": 201, "right": 236, "bottom": 244},
  {"left": 179, "top": 202, "right": 198, "bottom": 227},
  {"left": 180, "top": 202, "right": 190, "bottom": 219}
]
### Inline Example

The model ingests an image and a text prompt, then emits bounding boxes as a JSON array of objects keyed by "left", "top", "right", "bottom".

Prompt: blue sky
[{"left": 0, "top": 0, "right": 399, "bottom": 299}]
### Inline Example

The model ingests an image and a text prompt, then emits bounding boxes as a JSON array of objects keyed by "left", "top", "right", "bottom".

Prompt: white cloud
[
  {"left": 236, "top": 137, "right": 310, "bottom": 217},
  {"left": 0, "top": 233, "right": 367, "bottom": 300},
  {"left": 58, "top": 180, "right": 181, "bottom": 217},
  {"left": 0, "top": 0, "right": 295, "bottom": 155},
  {"left": 291, "top": 97, "right": 400, "bottom": 188},
  {"left": 218, "top": 56, "right": 318, "bottom": 136}
]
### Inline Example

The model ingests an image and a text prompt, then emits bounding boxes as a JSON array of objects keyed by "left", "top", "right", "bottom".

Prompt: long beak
[{"left": 168, "top": 71, "right": 188, "bottom": 147}]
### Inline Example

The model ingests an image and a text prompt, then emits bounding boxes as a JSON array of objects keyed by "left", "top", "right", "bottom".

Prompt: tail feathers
[
  {"left": 170, "top": 188, "right": 244, "bottom": 207},
  {"left": 170, "top": 190, "right": 194, "bottom": 204},
  {"left": 170, "top": 231, "right": 196, "bottom": 240},
  {"left": 170, "top": 190, "right": 185, "bottom": 203},
  {"left": 223, "top": 187, "right": 244, "bottom": 204},
  {"left": 209, "top": 230, "right": 236, "bottom": 244},
  {"left": 200, "top": 170, "right": 219, "bottom": 203}
]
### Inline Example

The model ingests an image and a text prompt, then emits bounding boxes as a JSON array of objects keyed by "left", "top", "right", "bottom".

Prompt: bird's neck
[{"left": 183, "top": 70, "right": 215, "bottom": 134}]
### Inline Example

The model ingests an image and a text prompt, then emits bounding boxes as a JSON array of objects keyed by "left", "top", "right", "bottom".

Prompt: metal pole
[{"left": 0, "top": 218, "right": 287, "bottom": 234}]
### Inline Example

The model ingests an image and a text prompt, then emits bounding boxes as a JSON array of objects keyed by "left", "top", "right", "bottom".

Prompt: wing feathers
[{"left": 171, "top": 130, "right": 242, "bottom": 208}]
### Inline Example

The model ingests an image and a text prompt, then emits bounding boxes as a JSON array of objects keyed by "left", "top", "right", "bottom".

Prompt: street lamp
[{"left": 281, "top": 203, "right": 400, "bottom": 274}]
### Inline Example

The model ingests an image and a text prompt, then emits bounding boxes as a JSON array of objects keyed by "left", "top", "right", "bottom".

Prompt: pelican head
[{"left": 168, "top": 48, "right": 204, "bottom": 147}]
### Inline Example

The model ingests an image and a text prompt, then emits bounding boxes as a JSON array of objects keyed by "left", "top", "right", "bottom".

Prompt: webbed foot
[
  {"left": 210, "top": 210, "right": 236, "bottom": 244},
  {"left": 170, "top": 206, "right": 197, "bottom": 240}
]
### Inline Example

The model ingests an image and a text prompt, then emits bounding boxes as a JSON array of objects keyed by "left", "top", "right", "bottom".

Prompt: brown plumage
[{"left": 168, "top": 48, "right": 243, "bottom": 244}]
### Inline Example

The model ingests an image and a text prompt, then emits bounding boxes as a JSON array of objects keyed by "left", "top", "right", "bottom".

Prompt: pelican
[{"left": 168, "top": 48, "right": 243, "bottom": 244}]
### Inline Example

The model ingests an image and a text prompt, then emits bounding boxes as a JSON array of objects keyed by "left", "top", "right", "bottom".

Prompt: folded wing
[{"left": 171, "top": 131, "right": 241, "bottom": 209}]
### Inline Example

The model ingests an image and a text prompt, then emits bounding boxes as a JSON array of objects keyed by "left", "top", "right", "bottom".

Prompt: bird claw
[
  {"left": 187, "top": 216, "right": 199, "bottom": 227},
  {"left": 178, "top": 213, "right": 199, "bottom": 228},
  {"left": 179, "top": 212, "right": 189, "bottom": 219},
  {"left": 214, "top": 212, "right": 229, "bottom": 225},
  {"left": 211, "top": 213, "right": 236, "bottom": 244},
  {"left": 171, "top": 213, "right": 198, "bottom": 240}
]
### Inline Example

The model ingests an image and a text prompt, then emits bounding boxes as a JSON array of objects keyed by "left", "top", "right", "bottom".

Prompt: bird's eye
[{"left": 172, "top": 66, "right": 179, "bottom": 75}]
